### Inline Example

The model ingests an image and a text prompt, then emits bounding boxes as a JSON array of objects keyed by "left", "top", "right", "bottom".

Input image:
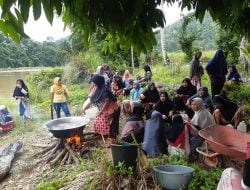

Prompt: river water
[{"left": 0, "top": 69, "right": 40, "bottom": 101}]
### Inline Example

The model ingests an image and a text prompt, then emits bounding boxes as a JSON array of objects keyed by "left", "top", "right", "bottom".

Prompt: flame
[{"left": 66, "top": 134, "right": 81, "bottom": 146}]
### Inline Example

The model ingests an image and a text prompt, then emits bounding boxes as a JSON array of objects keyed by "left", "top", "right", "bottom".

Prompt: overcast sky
[{"left": 24, "top": 2, "right": 190, "bottom": 42}]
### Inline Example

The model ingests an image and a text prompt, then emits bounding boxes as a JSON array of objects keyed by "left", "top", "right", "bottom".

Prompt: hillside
[
  {"left": 0, "top": 33, "right": 68, "bottom": 68},
  {"left": 156, "top": 12, "right": 219, "bottom": 52}
]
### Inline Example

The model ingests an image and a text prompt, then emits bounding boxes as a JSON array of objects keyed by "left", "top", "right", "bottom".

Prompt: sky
[{"left": 24, "top": 2, "right": 190, "bottom": 42}]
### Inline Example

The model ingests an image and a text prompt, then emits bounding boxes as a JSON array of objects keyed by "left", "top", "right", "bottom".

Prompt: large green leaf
[
  {"left": 0, "top": 20, "right": 9, "bottom": 36},
  {"left": 33, "top": 0, "right": 42, "bottom": 20},
  {"left": 41, "top": 0, "right": 54, "bottom": 24},
  {"left": 18, "top": 0, "right": 30, "bottom": 23},
  {"left": 5, "top": 21, "right": 21, "bottom": 42}
]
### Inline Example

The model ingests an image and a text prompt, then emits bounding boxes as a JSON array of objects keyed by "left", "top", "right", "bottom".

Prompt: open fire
[{"left": 34, "top": 131, "right": 102, "bottom": 166}]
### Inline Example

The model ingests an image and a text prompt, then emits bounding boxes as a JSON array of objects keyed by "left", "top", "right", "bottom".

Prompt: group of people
[{"left": 11, "top": 50, "right": 249, "bottom": 189}]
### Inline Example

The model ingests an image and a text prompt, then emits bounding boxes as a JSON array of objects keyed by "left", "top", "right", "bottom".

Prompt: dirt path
[{"left": 0, "top": 128, "right": 58, "bottom": 190}]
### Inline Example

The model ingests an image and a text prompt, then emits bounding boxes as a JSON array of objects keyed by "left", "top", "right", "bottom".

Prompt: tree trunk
[
  {"left": 240, "top": 36, "right": 249, "bottom": 73},
  {"left": 160, "top": 0, "right": 170, "bottom": 65},
  {"left": 0, "top": 141, "right": 23, "bottom": 181},
  {"left": 131, "top": 46, "right": 134, "bottom": 74}
]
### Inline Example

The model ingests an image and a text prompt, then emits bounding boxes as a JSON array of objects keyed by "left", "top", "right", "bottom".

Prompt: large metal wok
[
  {"left": 196, "top": 125, "right": 250, "bottom": 163},
  {"left": 43, "top": 116, "right": 90, "bottom": 138}
]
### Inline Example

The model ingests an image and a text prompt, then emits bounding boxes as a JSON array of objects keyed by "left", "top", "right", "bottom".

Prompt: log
[
  {"left": 31, "top": 144, "right": 51, "bottom": 148},
  {"left": 67, "top": 154, "right": 72, "bottom": 164},
  {"left": 46, "top": 139, "right": 62, "bottom": 163},
  {"left": 61, "top": 152, "right": 69, "bottom": 165},
  {"left": 65, "top": 143, "right": 79, "bottom": 165},
  {"left": 0, "top": 141, "right": 23, "bottom": 181},
  {"left": 33, "top": 141, "right": 58, "bottom": 157},
  {"left": 50, "top": 148, "right": 67, "bottom": 166}
]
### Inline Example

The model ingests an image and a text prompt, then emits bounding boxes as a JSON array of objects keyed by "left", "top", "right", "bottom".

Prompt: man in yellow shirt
[{"left": 50, "top": 77, "right": 71, "bottom": 118}]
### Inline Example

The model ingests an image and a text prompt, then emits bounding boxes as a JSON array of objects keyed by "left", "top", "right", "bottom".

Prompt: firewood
[
  {"left": 50, "top": 148, "right": 67, "bottom": 166},
  {"left": 31, "top": 144, "right": 51, "bottom": 148},
  {"left": 65, "top": 143, "right": 80, "bottom": 165},
  {"left": 61, "top": 152, "right": 69, "bottom": 165},
  {"left": 33, "top": 141, "right": 57, "bottom": 157},
  {"left": 67, "top": 154, "right": 72, "bottom": 164},
  {"left": 46, "top": 139, "right": 62, "bottom": 163}
]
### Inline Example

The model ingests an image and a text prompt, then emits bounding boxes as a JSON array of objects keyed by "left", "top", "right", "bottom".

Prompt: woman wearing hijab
[
  {"left": 143, "top": 110, "right": 167, "bottom": 157},
  {"left": 190, "top": 98, "right": 216, "bottom": 130},
  {"left": 205, "top": 49, "right": 228, "bottom": 97},
  {"left": 141, "top": 82, "right": 160, "bottom": 104},
  {"left": 175, "top": 78, "right": 197, "bottom": 104},
  {"left": 13, "top": 79, "right": 31, "bottom": 120},
  {"left": 82, "top": 75, "right": 121, "bottom": 139},
  {"left": 167, "top": 114, "right": 198, "bottom": 157},
  {"left": 96, "top": 65, "right": 110, "bottom": 86},
  {"left": 50, "top": 77, "right": 71, "bottom": 118},
  {"left": 227, "top": 65, "right": 242, "bottom": 82},
  {"left": 141, "top": 82, "right": 160, "bottom": 118},
  {"left": 154, "top": 92, "right": 173, "bottom": 122},
  {"left": 190, "top": 51, "right": 203, "bottom": 90},
  {"left": 111, "top": 75, "right": 124, "bottom": 96},
  {"left": 121, "top": 104, "right": 145, "bottom": 143},
  {"left": 187, "top": 86, "right": 214, "bottom": 113},
  {"left": 213, "top": 95, "right": 243, "bottom": 128},
  {"left": 122, "top": 81, "right": 144, "bottom": 115}
]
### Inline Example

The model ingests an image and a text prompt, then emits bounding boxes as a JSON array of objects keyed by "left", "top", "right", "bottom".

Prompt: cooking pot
[{"left": 43, "top": 116, "right": 90, "bottom": 138}]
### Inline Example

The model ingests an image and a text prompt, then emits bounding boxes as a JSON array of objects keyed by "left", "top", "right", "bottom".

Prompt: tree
[
  {"left": 0, "top": 0, "right": 249, "bottom": 53},
  {"left": 178, "top": 14, "right": 200, "bottom": 60},
  {"left": 216, "top": 28, "right": 241, "bottom": 64}
]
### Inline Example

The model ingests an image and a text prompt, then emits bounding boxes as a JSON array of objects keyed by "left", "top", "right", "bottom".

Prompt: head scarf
[
  {"left": 213, "top": 95, "right": 238, "bottom": 121},
  {"left": 154, "top": 92, "right": 173, "bottom": 116},
  {"left": 167, "top": 114, "right": 185, "bottom": 143},
  {"left": 198, "top": 86, "right": 209, "bottom": 97},
  {"left": 177, "top": 78, "right": 197, "bottom": 96},
  {"left": 123, "top": 70, "right": 132, "bottom": 81},
  {"left": 90, "top": 75, "right": 115, "bottom": 103},
  {"left": 142, "top": 111, "right": 167, "bottom": 157},
  {"left": 206, "top": 49, "right": 228, "bottom": 77},
  {"left": 142, "top": 83, "right": 160, "bottom": 103},
  {"left": 190, "top": 51, "right": 202, "bottom": 77},
  {"left": 96, "top": 66, "right": 104, "bottom": 75},
  {"left": 144, "top": 64, "right": 151, "bottom": 73},
  {"left": 52, "top": 77, "right": 65, "bottom": 95},
  {"left": 127, "top": 105, "right": 144, "bottom": 122},
  {"left": 133, "top": 81, "right": 141, "bottom": 89},
  {"left": 227, "top": 65, "right": 242, "bottom": 82},
  {"left": 191, "top": 98, "right": 216, "bottom": 129},
  {"left": 13, "top": 79, "right": 29, "bottom": 98}
]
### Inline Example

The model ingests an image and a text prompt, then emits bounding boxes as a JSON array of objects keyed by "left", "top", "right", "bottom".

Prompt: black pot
[
  {"left": 43, "top": 116, "right": 90, "bottom": 138},
  {"left": 111, "top": 144, "right": 138, "bottom": 168}
]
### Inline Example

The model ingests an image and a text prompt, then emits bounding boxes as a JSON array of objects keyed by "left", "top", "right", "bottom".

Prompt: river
[{"left": 0, "top": 68, "right": 41, "bottom": 101}]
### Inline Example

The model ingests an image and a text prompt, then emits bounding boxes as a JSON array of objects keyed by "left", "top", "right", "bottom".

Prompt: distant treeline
[
  {"left": 156, "top": 12, "right": 219, "bottom": 52},
  {"left": 0, "top": 33, "right": 67, "bottom": 68}
]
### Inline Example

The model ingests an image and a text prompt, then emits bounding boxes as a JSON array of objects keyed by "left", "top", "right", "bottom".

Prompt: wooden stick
[
  {"left": 50, "top": 148, "right": 67, "bottom": 166},
  {"left": 31, "top": 144, "right": 51, "bottom": 148},
  {"left": 61, "top": 152, "right": 69, "bottom": 165},
  {"left": 33, "top": 141, "right": 58, "bottom": 157},
  {"left": 64, "top": 143, "right": 79, "bottom": 165},
  {"left": 67, "top": 154, "right": 72, "bottom": 164},
  {"left": 46, "top": 139, "right": 62, "bottom": 163}
]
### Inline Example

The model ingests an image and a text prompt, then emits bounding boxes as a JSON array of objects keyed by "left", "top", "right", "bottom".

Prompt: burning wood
[{"left": 34, "top": 132, "right": 101, "bottom": 166}]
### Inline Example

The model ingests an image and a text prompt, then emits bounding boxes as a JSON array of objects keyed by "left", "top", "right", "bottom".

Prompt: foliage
[
  {"left": 216, "top": 28, "right": 241, "bottom": 64},
  {"left": 157, "top": 13, "right": 219, "bottom": 52},
  {"left": 26, "top": 68, "right": 64, "bottom": 109},
  {"left": 36, "top": 179, "right": 64, "bottom": 190},
  {"left": 225, "top": 83, "right": 250, "bottom": 122},
  {"left": 0, "top": 32, "right": 65, "bottom": 68},
  {"left": 178, "top": 13, "right": 201, "bottom": 60},
  {"left": 0, "top": 0, "right": 249, "bottom": 53}
]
